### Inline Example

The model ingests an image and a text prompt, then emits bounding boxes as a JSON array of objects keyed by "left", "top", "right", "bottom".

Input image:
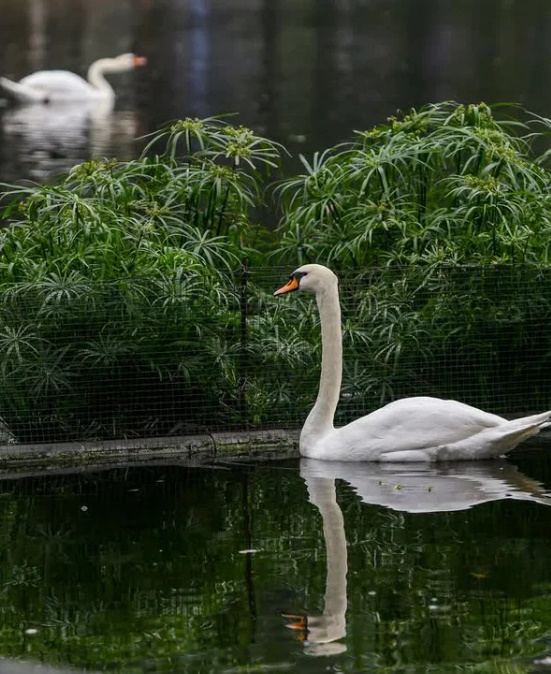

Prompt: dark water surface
[
  {"left": 1, "top": 445, "right": 551, "bottom": 672},
  {"left": 2, "top": 0, "right": 551, "bottom": 182},
  {"left": 3, "top": 3, "right": 551, "bottom": 671}
]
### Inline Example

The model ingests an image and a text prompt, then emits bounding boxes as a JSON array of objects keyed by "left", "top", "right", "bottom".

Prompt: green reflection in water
[{"left": 0, "top": 448, "right": 549, "bottom": 673}]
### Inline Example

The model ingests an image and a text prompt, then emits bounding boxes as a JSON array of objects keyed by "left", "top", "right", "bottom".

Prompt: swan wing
[
  {"left": 343, "top": 397, "right": 503, "bottom": 451},
  {"left": 18, "top": 71, "right": 94, "bottom": 98}
]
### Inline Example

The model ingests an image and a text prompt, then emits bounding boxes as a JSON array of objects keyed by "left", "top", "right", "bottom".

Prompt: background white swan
[
  {"left": 274, "top": 264, "right": 551, "bottom": 461},
  {"left": 0, "top": 53, "right": 147, "bottom": 106}
]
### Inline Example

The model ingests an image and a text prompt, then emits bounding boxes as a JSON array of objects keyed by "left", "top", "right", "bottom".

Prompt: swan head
[
  {"left": 283, "top": 612, "right": 347, "bottom": 655},
  {"left": 90, "top": 53, "right": 148, "bottom": 74},
  {"left": 112, "top": 53, "right": 148, "bottom": 71},
  {"left": 274, "top": 264, "right": 338, "bottom": 297}
]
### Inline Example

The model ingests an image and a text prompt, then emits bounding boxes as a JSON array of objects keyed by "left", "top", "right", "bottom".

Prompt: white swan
[
  {"left": 0, "top": 54, "right": 147, "bottom": 106},
  {"left": 274, "top": 264, "right": 551, "bottom": 461}
]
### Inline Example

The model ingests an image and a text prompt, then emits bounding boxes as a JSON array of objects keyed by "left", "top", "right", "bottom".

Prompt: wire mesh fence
[{"left": 1, "top": 264, "right": 551, "bottom": 447}]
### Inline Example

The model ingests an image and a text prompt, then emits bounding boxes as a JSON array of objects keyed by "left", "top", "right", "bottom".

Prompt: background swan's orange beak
[
  {"left": 134, "top": 56, "right": 148, "bottom": 67},
  {"left": 274, "top": 276, "right": 299, "bottom": 296}
]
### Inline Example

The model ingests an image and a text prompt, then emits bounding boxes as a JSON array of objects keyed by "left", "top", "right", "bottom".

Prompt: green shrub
[
  {"left": 270, "top": 102, "right": 551, "bottom": 417},
  {"left": 273, "top": 101, "right": 551, "bottom": 267},
  {"left": 3, "top": 104, "right": 551, "bottom": 443},
  {"left": 0, "top": 118, "right": 282, "bottom": 441}
]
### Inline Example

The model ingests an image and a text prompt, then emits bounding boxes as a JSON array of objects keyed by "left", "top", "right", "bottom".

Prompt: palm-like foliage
[
  {"left": 0, "top": 119, "right": 283, "bottom": 441},
  {"left": 273, "top": 102, "right": 551, "bottom": 268},
  {"left": 2, "top": 104, "right": 551, "bottom": 441},
  {"left": 269, "top": 103, "right": 551, "bottom": 418}
]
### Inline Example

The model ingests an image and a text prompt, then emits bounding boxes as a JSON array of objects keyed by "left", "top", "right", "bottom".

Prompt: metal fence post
[{"left": 239, "top": 257, "right": 249, "bottom": 427}]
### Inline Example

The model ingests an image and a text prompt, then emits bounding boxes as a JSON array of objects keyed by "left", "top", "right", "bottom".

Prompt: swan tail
[
  {"left": 433, "top": 411, "right": 551, "bottom": 461},
  {"left": 480, "top": 419, "right": 549, "bottom": 458},
  {"left": 508, "top": 410, "right": 551, "bottom": 429},
  {"left": 498, "top": 424, "right": 546, "bottom": 454},
  {"left": 0, "top": 77, "right": 46, "bottom": 103},
  {"left": 502, "top": 412, "right": 551, "bottom": 448}
]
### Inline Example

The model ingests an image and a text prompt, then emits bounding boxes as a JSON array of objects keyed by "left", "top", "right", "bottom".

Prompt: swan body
[
  {"left": 0, "top": 54, "right": 147, "bottom": 106},
  {"left": 275, "top": 264, "right": 551, "bottom": 461}
]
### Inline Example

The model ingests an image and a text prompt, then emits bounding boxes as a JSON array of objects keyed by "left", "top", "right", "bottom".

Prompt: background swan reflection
[{"left": 0, "top": 104, "right": 140, "bottom": 182}]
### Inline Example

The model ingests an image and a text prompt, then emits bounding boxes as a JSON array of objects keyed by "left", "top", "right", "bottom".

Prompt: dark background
[{"left": 1, "top": 0, "right": 551, "bottom": 182}]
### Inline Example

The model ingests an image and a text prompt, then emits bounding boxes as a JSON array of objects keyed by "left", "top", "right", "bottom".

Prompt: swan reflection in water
[
  {"left": 284, "top": 457, "right": 551, "bottom": 656},
  {"left": 0, "top": 100, "right": 140, "bottom": 182},
  {"left": 284, "top": 472, "right": 348, "bottom": 656}
]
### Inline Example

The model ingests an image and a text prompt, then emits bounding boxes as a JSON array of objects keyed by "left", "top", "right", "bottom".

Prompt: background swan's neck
[
  {"left": 302, "top": 283, "right": 342, "bottom": 448},
  {"left": 86, "top": 61, "right": 115, "bottom": 97}
]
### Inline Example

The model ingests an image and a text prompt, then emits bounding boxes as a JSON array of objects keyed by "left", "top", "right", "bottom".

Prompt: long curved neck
[
  {"left": 302, "top": 283, "right": 342, "bottom": 446},
  {"left": 319, "top": 480, "right": 347, "bottom": 621},
  {"left": 305, "top": 476, "right": 347, "bottom": 645},
  {"left": 86, "top": 60, "right": 115, "bottom": 97}
]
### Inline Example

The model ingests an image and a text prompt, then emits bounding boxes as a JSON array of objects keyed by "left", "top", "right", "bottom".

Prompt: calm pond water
[
  {"left": 1, "top": 445, "right": 551, "bottom": 672},
  {"left": 2, "top": 0, "right": 551, "bottom": 182}
]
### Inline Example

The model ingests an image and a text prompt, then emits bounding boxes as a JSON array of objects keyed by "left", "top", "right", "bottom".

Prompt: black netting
[{"left": 0, "top": 264, "right": 550, "bottom": 446}]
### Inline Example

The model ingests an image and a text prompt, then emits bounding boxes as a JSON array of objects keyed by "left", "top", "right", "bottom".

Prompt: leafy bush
[
  {"left": 3, "top": 103, "right": 551, "bottom": 443},
  {"left": 270, "top": 102, "right": 551, "bottom": 417},
  {"left": 273, "top": 101, "right": 551, "bottom": 267},
  {"left": 0, "top": 118, "right": 282, "bottom": 441}
]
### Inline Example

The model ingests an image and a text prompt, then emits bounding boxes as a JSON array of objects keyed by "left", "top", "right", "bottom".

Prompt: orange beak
[
  {"left": 133, "top": 56, "right": 148, "bottom": 67},
  {"left": 274, "top": 276, "right": 300, "bottom": 297},
  {"left": 282, "top": 613, "right": 308, "bottom": 642}
]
